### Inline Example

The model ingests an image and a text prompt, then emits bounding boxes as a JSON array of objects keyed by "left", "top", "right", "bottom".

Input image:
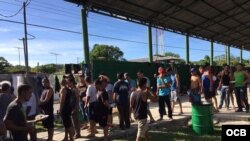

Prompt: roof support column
[
  {"left": 81, "top": 7, "right": 90, "bottom": 65},
  {"left": 240, "top": 48, "right": 243, "bottom": 64},
  {"left": 186, "top": 34, "right": 190, "bottom": 64},
  {"left": 148, "top": 25, "right": 153, "bottom": 63},
  {"left": 210, "top": 41, "right": 214, "bottom": 66},
  {"left": 227, "top": 46, "right": 230, "bottom": 66}
]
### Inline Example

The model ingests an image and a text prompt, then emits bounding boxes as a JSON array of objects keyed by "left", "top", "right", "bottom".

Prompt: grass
[{"left": 114, "top": 125, "right": 221, "bottom": 141}]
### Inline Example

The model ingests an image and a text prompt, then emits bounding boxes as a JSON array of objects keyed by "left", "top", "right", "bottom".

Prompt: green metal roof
[{"left": 65, "top": 0, "right": 250, "bottom": 50}]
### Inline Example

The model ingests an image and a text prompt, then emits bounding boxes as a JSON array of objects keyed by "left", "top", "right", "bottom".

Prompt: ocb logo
[
  {"left": 222, "top": 125, "right": 250, "bottom": 141},
  {"left": 226, "top": 129, "right": 247, "bottom": 136}
]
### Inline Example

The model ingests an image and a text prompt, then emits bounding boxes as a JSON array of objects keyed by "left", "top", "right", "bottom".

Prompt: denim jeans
[
  {"left": 234, "top": 86, "right": 249, "bottom": 111},
  {"left": 220, "top": 86, "right": 230, "bottom": 108}
]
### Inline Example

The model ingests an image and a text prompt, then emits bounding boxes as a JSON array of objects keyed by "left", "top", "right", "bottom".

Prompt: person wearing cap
[
  {"left": 157, "top": 67, "right": 173, "bottom": 120},
  {"left": 0, "top": 81, "right": 15, "bottom": 139},
  {"left": 190, "top": 68, "right": 202, "bottom": 104},
  {"left": 0, "top": 82, "right": 14, "bottom": 121},
  {"left": 99, "top": 74, "right": 114, "bottom": 130}
]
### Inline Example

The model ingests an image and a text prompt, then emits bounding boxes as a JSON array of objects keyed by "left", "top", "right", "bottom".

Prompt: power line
[
  {"left": 0, "top": 18, "right": 238, "bottom": 53},
  {"left": 0, "top": 0, "right": 30, "bottom": 18},
  {"left": 26, "top": 0, "right": 80, "bottom": 16},
  {"left": 0, "top": 8, "right": 80, "bottom": 25},
  {"left": 0, "top": 0, "right": 80, "bottom": 19},
  {"left": 31, "top": 0, "right": 78, "bottom": 12}
]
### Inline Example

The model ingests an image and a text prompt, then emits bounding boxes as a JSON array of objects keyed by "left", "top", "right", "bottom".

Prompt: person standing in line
[
  {"left": 25, "top": 92, "right": 37, "bottom": 141},
  {"left": 76, "top": 74, "right": 88, "bottom": 130},
  {"left": 233, "top": 63, "right": 249, "bottom": 113},
  {"left": 4, "top": 84, "right": 35, "bottom": 141},
  {"left": 94, "top": 79, "right": 109, "bottom": 141},
  {"left": 130, "top": 78, "right": 158, "bottom": 141},
  {"left": 84, "top": 76, "right": 97, "bottom": 137},
  {"left": 168, "top": 67, "right": 183, "bottom": 115},
  {"left": 40, "top": 78, "right": 54, "bottom": 141},
  {"left": 189, "top": 68, "right": 202, "bottom": 104},
  {"left": 202, "top": 65, "right": 219, "bottom": 112},
  {"left": 0, "top": 81, "right": 13, "bottom": 141},
  {"left": 124, "top": 72, "right": 137, "bottom": 122},
  {"left": 59, "top": 78, "right": 74, "bottom": 141},
  {"left": 67, "top": 75, "right": 81, "bottom": 139},
  {"left": 217, "top": 64, "right": 232, "bottom": 110},
  {"left": 137, "top": 71, "right": 155, "bottom": 123},
  {"left": 157, "top": 67, "right": 173, "bottom": 120},
  {"left": 113, "top": 72, "right": 130, "bottom": 130},
  {"left": 99, "top": 74, "right": 114, "bottom": 130}
]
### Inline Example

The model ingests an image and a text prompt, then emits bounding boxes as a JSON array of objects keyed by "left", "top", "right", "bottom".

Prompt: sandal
[
  {"left": 85, "top": 134, "right": 95, "bottom": 138},
  {"left": 81, "top": 125, "right": 89, "bottom": 130}
]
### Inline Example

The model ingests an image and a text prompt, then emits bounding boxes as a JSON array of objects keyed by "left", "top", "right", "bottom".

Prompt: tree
[
  {"left": 164, "top": 52, "right": 180, "bottom": 58},
  {"left": 4, "top": 65, "right": 27, "bottom": 73},
  {"left": 32, "top": 64, "right": 57, "bottom": 74},
  {"left": 0, "top": 57, "right": 11, "bottom": 73},
  {"left": 90, "top": 44, "right": 124, "bottom": 61}
]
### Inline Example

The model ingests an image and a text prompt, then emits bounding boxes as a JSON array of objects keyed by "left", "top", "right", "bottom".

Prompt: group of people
[
  {"left": 0, "top": 78, "right": 55, "bottom": 141},
  {"left": 0, "top": 63, "right": 249, "bottom": 141},
  {"left": 190, "top": 63, "right": 249, "bottom": 113},
  {"left": 55, "top": 67, "right": 183, "bottom": 141}
]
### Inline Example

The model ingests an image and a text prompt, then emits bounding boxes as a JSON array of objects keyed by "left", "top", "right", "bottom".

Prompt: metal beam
[
  {"left": 240, "top": 47, "right": 243, "bottom": 63},
  {"left": 81, "top": 7, "right": 90, "bottom": 65},
  {"left": 186, "top": 34, "right": 189, "bottom": 64},
  {"left": 227, "top": 46, "right": 230, "bottom": 66},
  {"left": 163, "top": 0, "right": 248, "bottom": 39},
  {"left": 120, "top": 0, "right": 240, "bottom": 43},
  {"left": 210, "top": 41, "right": 214, "bottom": 66},
  {"left": 187, "top": 0, "right": 249, "bottom": 32},
  {"left": 148, "top": 25, "right": 153, "bottom": 63}
]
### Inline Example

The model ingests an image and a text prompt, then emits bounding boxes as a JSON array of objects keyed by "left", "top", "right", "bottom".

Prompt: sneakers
[
  {"left": 218, "top": 105, "right": 222, "bottom": 109},
  {"left": 157, "top": 118, "right": 163, "bottom": 121},
  {"left": 246, "top": 109, "right": 249, "bottom": 113},
  {"left": 235, "top": 109, "right": 243, "bottom": 112}
]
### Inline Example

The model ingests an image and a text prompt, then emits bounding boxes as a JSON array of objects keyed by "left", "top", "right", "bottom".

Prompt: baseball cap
[
  {"left": 191, "top": 68, "right": 197, "bottom": 72},
  {"left": 0, "top": 80, "right": 11, "bottom": 87},
  {"left": 158, "top": 67, "right": 166, "bottom": 74}
]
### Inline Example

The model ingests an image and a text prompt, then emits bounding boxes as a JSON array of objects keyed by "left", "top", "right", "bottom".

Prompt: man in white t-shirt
[{"left": 84, "top": 76, "right": 97, "bottom": 137}]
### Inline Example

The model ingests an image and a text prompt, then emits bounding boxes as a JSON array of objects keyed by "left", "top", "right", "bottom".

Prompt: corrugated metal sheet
[{"left": 65, "top": 0, "right": 250, "bottom": 49}]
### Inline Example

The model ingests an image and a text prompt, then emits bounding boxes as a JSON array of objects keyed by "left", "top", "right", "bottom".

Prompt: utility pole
[
  {"left": 49, "top": 52, "right": 60, "bottom": 65},
  {"left": 49, "top": 52, "right": 60, "bottom": 72},
  {"left": 77, "top": 57, "right": 79, "bottom": 64},
  {"left": 13, "top": 47, "right": 23, "bottom": 65},
  {"left": 23, "top": 1, "right": 29, "bottom": 74}
]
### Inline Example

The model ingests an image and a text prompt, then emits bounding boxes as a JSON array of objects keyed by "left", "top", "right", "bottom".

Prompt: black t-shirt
[
  {"left": 113, "top": 80, "right": 130, "bottom": 105},
  {"left": 96, "top": 90, "right": 109, "bottom": 115},
  {"left": 131, "top": 90, "right": 148, "bottom": 120},
  {"left": 4, "top": 100, "right": 28, "bottom": 141}
]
